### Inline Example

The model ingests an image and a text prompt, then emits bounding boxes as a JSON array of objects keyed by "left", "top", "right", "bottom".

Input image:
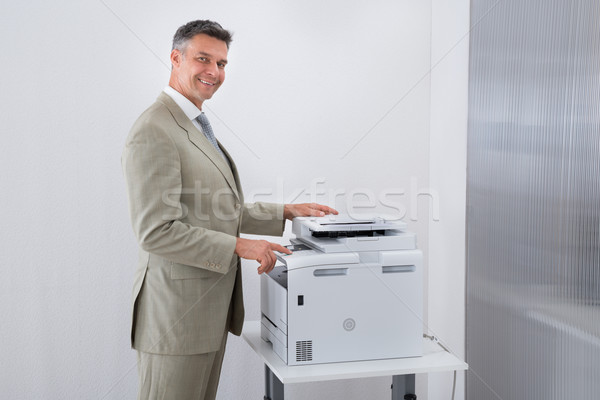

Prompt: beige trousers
[{"left": 136, "top": 331, "right": 228, "bottom": 400}]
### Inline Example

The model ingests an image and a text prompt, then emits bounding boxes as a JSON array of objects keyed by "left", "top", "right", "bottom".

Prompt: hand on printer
[
  {"left": 235, "top": 237, "right": 291, "bottom": 274},
  {"left": 283, "top": 203, "right": 338, "bottom": 220}
]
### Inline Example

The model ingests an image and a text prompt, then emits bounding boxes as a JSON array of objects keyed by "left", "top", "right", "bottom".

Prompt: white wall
[
  {"left": 428, "top": 1, "right": 470, "bottom": 399},
  {"left": 0, "top": 1, "right": 468, "bottom": 399}
]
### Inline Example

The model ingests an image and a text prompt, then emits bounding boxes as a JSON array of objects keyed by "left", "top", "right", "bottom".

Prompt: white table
[{"left": 242, "top": 321, "right": 468, "bottom": 400}]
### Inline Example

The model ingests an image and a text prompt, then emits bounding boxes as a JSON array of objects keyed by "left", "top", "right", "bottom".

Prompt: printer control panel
[
  {"left": 275, "top": 243, "right": 359, "bottom": 270},
  {"left": 274, "top": 243, "right": 313, "bottom": 258},
  {"left": 285, "top": 243, "right": 312, "bottom": 252}
]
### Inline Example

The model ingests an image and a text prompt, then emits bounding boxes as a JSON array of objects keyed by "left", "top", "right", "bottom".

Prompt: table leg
[
  {"left": 264, "top": 364, "right": 284, "bottom": 400},
  {"left": 391, "top": 374, "right": 416, "bottom": 400}
]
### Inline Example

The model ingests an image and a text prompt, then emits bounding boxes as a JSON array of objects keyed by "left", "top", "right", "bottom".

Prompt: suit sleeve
[
  {"left": 122, "top": 118, "right": 237, "bottom": 274},
  {"left": 240, "top": 202, "right": 286, "bottom": 236}
]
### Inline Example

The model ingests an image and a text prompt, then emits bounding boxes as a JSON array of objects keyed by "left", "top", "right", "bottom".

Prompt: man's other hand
[
  {"left": 283, "top": 203, "right": 339, "bottom": 221},
  {"left": 235, "top": 237, "right": 292, "bottom": 274}
]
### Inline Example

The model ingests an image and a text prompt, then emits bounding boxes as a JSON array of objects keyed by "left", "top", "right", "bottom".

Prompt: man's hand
[
  {"left": 235, "top": 237, "right": 292, "bottom": 274},
  {"left": 283, "top": 203, "right": 339, "bottom": 221}
]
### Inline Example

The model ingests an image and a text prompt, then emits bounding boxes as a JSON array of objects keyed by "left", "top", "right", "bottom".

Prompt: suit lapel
[
  {"left": 157, "top": 92, "right": 241, "bottom": 200},
  {"left": 219, "top": 144, "right": 243, "bottom": 203}
]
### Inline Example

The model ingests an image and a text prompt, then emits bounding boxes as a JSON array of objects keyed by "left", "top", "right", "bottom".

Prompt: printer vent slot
[
  {"left": 382, "top": 265, "right": 416, "bottom": 273},
  {"left": 295, "top": 340, "right": 313, "bottom": 362},
  {"left": 313, "top": 268, "right": 348, "bottom": 277}
]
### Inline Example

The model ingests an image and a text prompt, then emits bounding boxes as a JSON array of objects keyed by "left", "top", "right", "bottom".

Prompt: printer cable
[{"left": 423, "top": 334, "right": 457, "bottom": 400}]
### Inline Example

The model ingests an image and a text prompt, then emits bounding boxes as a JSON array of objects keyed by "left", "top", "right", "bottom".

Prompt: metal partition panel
[{"left": 466, "top": 0, "right": 600, "bottom": 399}]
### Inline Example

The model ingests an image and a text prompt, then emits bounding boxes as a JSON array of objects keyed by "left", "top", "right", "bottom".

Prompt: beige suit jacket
[{"left": 123, "top": 92, "right": 284, "bottom": 355}]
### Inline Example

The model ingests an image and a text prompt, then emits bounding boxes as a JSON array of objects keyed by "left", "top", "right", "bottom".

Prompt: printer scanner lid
[
  {"left": 292, "top": 215, "right": 414, "bottom": 253},
  {"left": 293, "top": 215, "right": 406, "bottom": 235}
]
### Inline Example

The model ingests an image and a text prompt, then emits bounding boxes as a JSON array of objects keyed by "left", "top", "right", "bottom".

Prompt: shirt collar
[{"left": 163, "top": 86, "right": 202, "bottom": 120}]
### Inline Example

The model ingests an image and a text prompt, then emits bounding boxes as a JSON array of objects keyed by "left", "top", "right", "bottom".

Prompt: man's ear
[{"left": 170, "top": 49, "right": 182, "bottom": 68}]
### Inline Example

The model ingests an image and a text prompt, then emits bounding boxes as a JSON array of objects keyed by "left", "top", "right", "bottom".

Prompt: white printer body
[{"left": 260, "top": 215, "right": 423, "bottom": 366}]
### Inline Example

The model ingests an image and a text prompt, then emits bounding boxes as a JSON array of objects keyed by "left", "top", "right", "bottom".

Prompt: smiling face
[{"left": 169, "top": 33, "right": 228, "bottom": 110}]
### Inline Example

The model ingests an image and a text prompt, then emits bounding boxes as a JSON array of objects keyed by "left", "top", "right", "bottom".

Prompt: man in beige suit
[{"left": 123, "top": 20, "right": 336, "bottom": 400}]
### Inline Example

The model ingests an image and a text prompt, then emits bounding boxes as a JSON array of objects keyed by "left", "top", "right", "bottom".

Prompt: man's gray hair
[{"left": 172, "top": 20, "right": 233, "bottom": 52}]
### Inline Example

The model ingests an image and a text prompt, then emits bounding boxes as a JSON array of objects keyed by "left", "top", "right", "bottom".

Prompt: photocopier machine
[{"left": 261, "top": 215, "right": 423, "bottom": 366}]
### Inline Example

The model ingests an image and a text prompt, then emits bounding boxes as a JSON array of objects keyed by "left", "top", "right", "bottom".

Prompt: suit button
[
  {"left": 216, "top": 264, "right": 222, "bottom": 270},
  {"left": 210, "top": 263, "right": 216, "bottom": 268},
  {"left": 235, "top": 203, "right": 241, "bottom": 209},
  {"left": 205, "top": 262, "right": 210, "bottom": 267}
]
